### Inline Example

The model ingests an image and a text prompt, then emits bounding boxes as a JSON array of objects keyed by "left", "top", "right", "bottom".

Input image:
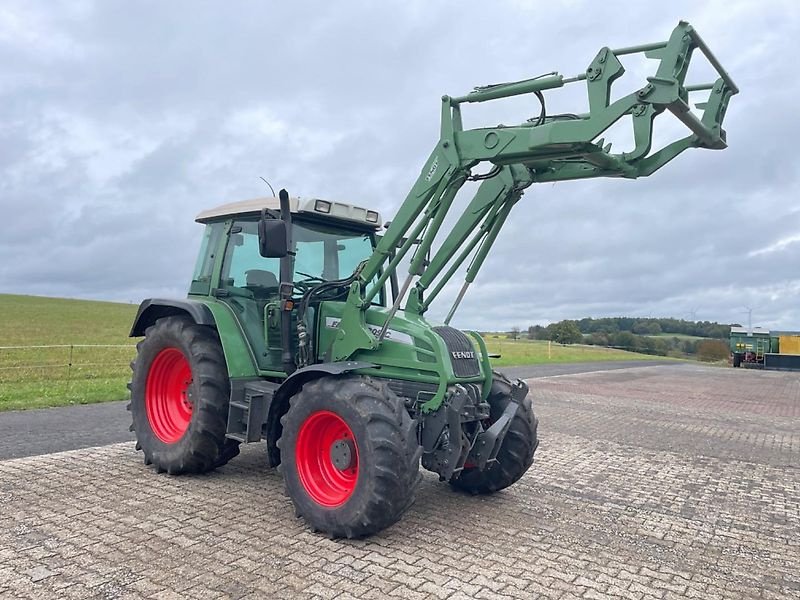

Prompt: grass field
[
  {"left": 649, "top": 333, "right": 707, "bottom": 341},
  {"left": 1, "top": 294, "right": 666, "bottom": 411},
  {"left": 0, "top": 295, "right": 137, "bottom": 411},
  {"left": 483, "top": 336, "right": 668, "bottom": 367}
]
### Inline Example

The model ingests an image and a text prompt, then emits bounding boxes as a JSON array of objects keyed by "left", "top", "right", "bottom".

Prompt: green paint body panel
[
  {"left": 190, "top": 296, "right": 261, "bottom": 378},
  {"left": 729, "top": 331, "right": 790, "bottom": 355},
  {"left": 729, "top": 331, "right": 773, "bottom": 354},
  {"left": 316, "top": 301, "right": 484, "bottom": 412}
]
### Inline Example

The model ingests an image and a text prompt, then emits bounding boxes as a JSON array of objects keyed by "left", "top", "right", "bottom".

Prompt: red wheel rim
[
  {"left": 145, "top": 348, "right": 193, "bottom": 444},
  {"left": 295, "top": 410, "right": 359, "bottom": 507}
]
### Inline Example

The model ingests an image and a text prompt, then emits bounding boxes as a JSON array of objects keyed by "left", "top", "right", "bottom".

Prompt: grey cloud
[{"left": 1, "top": 0, "right": 798, "bottom": 332}]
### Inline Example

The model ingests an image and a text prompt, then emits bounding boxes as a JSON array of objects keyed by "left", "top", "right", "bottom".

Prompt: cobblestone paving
[{"left": 0, "top": 364, "right": 798, "bottom": 599}]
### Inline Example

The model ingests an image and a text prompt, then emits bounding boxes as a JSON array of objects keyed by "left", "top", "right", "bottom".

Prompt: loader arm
[{"left": 329, "top": 20, "right": 737, "bottom": 362}]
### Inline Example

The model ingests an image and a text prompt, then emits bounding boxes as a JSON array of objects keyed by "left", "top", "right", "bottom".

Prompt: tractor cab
[{"left": 190, "top": 196, "right": 385, "bottom": 372}]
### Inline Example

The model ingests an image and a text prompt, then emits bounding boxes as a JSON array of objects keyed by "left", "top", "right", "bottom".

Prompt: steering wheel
[{"left": 295, "top": 271, "right": 325, "bottom": 283}]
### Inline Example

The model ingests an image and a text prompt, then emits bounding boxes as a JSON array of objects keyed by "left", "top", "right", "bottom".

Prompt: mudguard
[
  {"left": 265, "top": 361, "right": 376, "bottom": 467},
  {"left": 129, "top": 298, "right": 216, "bottom": 337}
]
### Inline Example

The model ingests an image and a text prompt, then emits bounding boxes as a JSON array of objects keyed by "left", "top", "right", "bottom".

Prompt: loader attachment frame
[{"left": 329, "top": 20, "right": 737, "bottom": 363}]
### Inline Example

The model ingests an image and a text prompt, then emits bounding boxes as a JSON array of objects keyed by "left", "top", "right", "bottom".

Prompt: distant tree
[
  {"left": 632, "top": 335, "right": 650, "bottom": 353},
  {"left": 527, "top": 325, "right": 544, "bottom": 340},
  {"left": 509, "top": 326, "right": 520, "bottom": 340},
  {"left": 587, "top": 332, "right": 609, "bottom": 347},
  {"left": 681, "top": 339, "right": 698, "bottom": 355},
  {"left": 696, "top": 340, "right": 729, "bottom": 362},
  {"left": 568, "top": 316, "right": 734, "bottom": 340},
  {"left": 612, "top": 331, "right": 636, "bottom": 350},
  {"left": 652, "top": 338, "right": 670, "bottom": 356},
  {"left": 633, "top": 320, "right": 662, "bottom": 335},
  {"left": 547, "top": 320, "right": 583, "bottom": 345}
]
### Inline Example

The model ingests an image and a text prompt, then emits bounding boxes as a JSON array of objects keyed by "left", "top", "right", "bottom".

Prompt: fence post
[{"left": 65, "top": 344, "right": 74, "bottom": 393}]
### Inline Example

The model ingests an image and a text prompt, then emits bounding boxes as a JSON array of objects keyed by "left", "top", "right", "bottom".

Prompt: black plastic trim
[{"left": 129, "top": 298, "right": 216, "bottom": 337}]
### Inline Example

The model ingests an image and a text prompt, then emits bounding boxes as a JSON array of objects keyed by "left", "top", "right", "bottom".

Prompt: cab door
[{"left": 217, "top": 219, "right": 284, "bottom": 372}]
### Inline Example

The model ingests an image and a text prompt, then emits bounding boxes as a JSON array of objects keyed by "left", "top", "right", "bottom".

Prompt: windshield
[{"left": 219, "top": 218, "right": 382, "bottom": 301}]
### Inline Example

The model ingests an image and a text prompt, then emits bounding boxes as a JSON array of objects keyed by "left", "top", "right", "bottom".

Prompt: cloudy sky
[{"left": 1, "top": 1, "right": 798, "bottom": 331}]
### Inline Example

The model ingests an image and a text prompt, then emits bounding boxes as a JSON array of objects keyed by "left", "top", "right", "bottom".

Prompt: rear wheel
[
  {"left": 129, "top": 317, "right": 240, "bottom": 474},
  {"left": 278, "top": 375, "right": 421, "bottom": 538},
  {"left": 450, "top": 372, "right": 538, "bottom": 494}
]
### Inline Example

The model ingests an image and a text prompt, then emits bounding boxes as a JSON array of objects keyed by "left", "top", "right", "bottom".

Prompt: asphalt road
[{"left": 0, "top": 359, "right": 673, "bottom": 460}]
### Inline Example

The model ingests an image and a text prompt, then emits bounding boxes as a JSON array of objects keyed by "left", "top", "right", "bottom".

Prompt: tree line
[
  {"left": 517, "top": 317, "right": 736, "bottom": 360},
  {"left": 573, "top": 317, "right": 732, "bottom": 339}
]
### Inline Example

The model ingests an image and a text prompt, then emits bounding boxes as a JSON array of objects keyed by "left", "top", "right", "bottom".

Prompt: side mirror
[{"left": 258, "top": 216, "right": 288, "bottom": 258}]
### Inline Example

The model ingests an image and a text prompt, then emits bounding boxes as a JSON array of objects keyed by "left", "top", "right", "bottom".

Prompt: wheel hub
[{"left": 329, "top": 438, "right": 356, "bottom": 471}]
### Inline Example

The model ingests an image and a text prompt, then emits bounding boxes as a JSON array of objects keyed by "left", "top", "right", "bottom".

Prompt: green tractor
[{"left": 128, "top": 22, "right": 736, "bottom": 538}]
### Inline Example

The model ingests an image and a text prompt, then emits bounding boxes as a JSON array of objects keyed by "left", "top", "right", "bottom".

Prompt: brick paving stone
[{"left": 0, "top": 364, "right": 798, "bottom": 599}]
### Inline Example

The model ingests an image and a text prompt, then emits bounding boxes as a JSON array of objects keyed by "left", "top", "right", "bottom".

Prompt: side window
[
  {"left": 220, "top": 221, "right": 280, "bottom": 291},
  {"left": 190, "top": 223, "right": 224, "bottom": 295}
]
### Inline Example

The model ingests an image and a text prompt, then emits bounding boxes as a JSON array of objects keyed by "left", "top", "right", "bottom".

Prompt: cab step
[{"left": 226, "top": 380, "right": 279, "bottom": 443}]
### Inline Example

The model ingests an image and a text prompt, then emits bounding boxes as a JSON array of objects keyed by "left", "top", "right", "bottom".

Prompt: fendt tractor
[{"left": 128, "top": 22, "right": 736, "bottom": 537}]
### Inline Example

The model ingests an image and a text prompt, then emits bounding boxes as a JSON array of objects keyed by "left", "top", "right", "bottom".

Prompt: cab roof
[{"left": 195, "top": 196, "right": 382, "bottom": 229}]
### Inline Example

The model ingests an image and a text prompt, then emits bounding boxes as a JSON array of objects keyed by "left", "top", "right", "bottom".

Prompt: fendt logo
[{"left": 451, "top": 351, "right": 475, "bottom": 360}]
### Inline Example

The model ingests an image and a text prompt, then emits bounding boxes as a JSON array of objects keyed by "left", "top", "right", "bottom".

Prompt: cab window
[
  {"left": 219, "top": 218, "right": 384, "bottom": 304},
  {"left": 190, "top": 222, "right": 224, "bottom": 295}
]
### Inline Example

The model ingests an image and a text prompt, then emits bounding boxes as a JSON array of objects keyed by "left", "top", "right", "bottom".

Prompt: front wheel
[
  {"left": 278, "top": 375, "right": 421, "bottom": 538},
  {"left": 450, "top": 372, "right": 539, "bottom": 494}
]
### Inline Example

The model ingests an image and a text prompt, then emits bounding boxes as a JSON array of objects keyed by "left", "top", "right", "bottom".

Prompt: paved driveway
[
  {"left": 0, "top": 360, "right": 672, "bottom": 460},
  {"left": 0, "top": 363, "right": 797, "bottom": 599}
]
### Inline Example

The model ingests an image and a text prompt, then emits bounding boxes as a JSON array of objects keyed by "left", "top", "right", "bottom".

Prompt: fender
[
  {"left": 264, "top": 361, "right": 376, "bottom": 467},
  {"left": 129, "top": 298, "right": 216, "bottom": 337}
]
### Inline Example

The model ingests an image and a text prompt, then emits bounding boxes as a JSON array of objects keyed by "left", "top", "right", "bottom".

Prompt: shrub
[{"left": 696, "top": 340, "right": 730, "bottom": 362}]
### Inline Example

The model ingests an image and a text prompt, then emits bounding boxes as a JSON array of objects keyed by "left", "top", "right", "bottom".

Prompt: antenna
[
  {"left": 259, "top": 177, "right": 277, "bottom": 197},
  {"left": 742, "top": 305, "right": 760, "bottom": 335}
]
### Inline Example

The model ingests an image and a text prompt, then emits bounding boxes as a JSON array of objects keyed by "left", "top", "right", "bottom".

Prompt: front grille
[
  {"left": 433, "top": 326, "right": 481, "bottom": 378},
  {"left": 385, "top": 379, "right": 438, "bottom": 403}
]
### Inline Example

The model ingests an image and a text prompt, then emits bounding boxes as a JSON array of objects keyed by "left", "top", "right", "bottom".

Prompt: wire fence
[{"left": 0, "top": 344, "right": 137, "bottom": 407}]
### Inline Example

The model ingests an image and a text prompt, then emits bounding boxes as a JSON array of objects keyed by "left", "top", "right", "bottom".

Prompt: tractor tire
[
  {"left": 128, "top": 316, "right": 240, "bottom": 474},
  {"left": 277, "top": 375, "right": 422, "bottom": 538},
  {"left": 450, "top": 371, "right": 539, "bottom": 495}
]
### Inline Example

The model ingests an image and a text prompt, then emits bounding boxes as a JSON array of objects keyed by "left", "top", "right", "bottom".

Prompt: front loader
[{"left": 128, "top": 22, "right": 736, "bottom": 538}]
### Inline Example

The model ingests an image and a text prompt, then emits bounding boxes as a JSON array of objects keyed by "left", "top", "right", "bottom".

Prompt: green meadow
[
  {"left": 483, "top": 336, "right": 667, "bottom": 367},
  {"left": 0, "top": 295, "right": 137, "bottom": 410},
  {"left": 0, "top": 295, "right": 663, "bottom": 411}
]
